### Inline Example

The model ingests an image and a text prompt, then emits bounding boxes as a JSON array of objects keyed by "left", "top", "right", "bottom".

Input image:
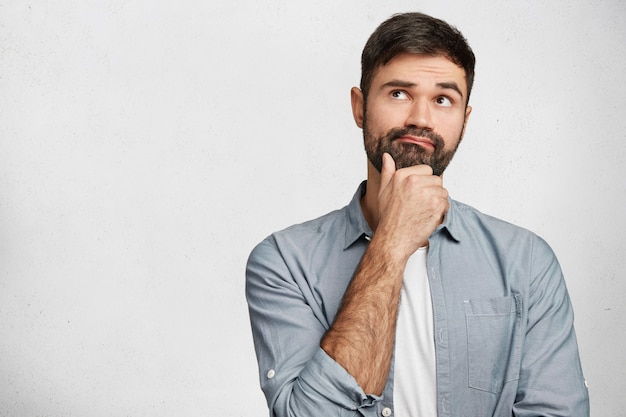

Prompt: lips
[{"left": 397, "top": 135, "right": 436, "bottom": 150}]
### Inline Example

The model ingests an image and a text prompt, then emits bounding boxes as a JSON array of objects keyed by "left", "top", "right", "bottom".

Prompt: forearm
[{"left": 321, "top": 236, "right": 406, "bottom": 395}]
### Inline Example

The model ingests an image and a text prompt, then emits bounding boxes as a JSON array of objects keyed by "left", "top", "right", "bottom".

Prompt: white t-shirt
[{"left": 393, "top": 246, "right": 437, "bottom": 416}]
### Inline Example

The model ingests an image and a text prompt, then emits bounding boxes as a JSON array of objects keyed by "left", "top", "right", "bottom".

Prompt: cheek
[
  {"left": 436, "top": 113, "right": 467, "bottom": 144},
  {"left": 365, "top": 105, "right": 402, "bottom": 132}
]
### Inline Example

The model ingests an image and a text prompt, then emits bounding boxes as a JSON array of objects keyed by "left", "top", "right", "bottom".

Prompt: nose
[{"left": 405, "top": 99, "right": 434, "bottom": 130}]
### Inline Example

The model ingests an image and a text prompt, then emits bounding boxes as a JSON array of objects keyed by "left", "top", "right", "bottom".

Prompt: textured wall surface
[{"left": 1, "top": 1, "right": 624, "bottom": 415}]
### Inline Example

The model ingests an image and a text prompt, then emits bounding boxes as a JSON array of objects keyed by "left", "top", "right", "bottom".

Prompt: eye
[
  {"left": 390, "top": 90, "right": 409, "bottom": 100},
  {"left": 435, "top": 96, "right": 453, "bottom": 107}
]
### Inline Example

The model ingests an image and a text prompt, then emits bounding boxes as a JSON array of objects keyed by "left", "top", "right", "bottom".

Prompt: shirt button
[
  {"left": 381, "top": 407, "right": 392, "bottom": 416},
  {"left": 267, "top": 369, "right": 276, "bottom": 379}
]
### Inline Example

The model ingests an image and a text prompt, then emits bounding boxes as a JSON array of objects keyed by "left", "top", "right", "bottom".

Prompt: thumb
[{"left": 380, "top": 153, "right": 396, "bottom": 192}]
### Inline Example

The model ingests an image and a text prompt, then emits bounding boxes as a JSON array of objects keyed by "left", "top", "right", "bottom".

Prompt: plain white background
[{"left": 1, "top": 1, "right": 624, "bottom": 415}]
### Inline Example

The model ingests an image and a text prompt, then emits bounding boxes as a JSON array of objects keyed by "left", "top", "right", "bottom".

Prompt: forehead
[{"left": 372, "top": 53, "right": 468, "bottom": 94}]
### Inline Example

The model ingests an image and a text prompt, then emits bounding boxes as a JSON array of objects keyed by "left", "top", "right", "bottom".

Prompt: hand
[{"left": 375, "top": 153, "right": 449, "bottom": 261}]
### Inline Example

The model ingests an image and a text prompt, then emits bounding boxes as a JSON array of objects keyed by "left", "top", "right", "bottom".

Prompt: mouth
[{"left": 396, "top": 135, "right": 436, "bottom": 151}]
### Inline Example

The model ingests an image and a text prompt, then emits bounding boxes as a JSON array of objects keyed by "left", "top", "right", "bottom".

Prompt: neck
[{"left": 360, "top": 162, "right": 383, "bottom": 232}]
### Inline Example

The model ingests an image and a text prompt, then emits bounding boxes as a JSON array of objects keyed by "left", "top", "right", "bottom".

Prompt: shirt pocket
[{"left": 464, "top": 294, "right": 523, "bottom": 393}]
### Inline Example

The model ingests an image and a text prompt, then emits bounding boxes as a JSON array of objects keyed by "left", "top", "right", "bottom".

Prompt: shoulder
[
  {"left": 269, "top": 204, "right": 349, "bottom": 246},
  {"left": 449, "top": 199, "right": 555, "bottom": 257},
  {"left": 248, "top": 204, "right": 350, "bottom": 263},
  {"left": 277, "top": 206, "right": 349, "bottom": 243},
  {"left": 450, "top": 199, "right": 536, "bottom": 238}
]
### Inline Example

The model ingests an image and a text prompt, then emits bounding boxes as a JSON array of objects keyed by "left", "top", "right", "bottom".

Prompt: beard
[{"left": 363, "top": 122, "right": 462, "bottom": 176}]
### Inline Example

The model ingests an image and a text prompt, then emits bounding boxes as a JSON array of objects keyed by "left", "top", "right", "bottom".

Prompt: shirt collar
[
  {"left": 438, "top": 199, "right": 464, "bottom": 243},
  {"left": 344, "top": 181, "right": 373, "bottom": 249},
  {"left": 343, "top": 181, "right": 464, "bottom": 250}
]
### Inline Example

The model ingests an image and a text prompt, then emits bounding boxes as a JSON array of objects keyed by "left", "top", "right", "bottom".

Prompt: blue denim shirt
[{"left": 246, "top": 182, "right": 589, "bottom": 417}]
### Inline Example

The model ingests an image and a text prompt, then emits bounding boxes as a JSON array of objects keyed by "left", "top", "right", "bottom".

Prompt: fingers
[
  {"left": 381, "top": 153, "right": 439, "bottom": 182},
  {"left": 399, "top": 163, "right": 434, "bottom": 178},
  {"left": 380, "top": 154, "right": 444, "bottom": 197}
]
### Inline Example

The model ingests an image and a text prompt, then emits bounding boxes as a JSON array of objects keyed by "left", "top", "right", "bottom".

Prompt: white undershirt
[{"left": 393, "top": 246, "right": 437, "bottom": 417}]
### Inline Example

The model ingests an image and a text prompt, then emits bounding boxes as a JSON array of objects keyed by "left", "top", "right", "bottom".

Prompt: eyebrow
[
  {"left": 437, "top": 82, "right": 464, "bottom": 99},
  {"left": 380, "top": 79, "right": 464, "bottom": 100}
]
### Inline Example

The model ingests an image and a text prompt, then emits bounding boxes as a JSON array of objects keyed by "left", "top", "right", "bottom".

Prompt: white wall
[{"left": 1, "top": 1, "right": 624, "bottom": 415}]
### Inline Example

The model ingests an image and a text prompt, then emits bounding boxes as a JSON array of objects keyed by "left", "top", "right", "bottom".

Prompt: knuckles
[{"left": 393, "top": 171, "right": 444, "bottom": 194}]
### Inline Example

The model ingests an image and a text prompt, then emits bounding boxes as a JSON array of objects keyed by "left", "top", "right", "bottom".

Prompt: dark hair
[{"left": 360, "top": 12, "right": 475, "bottom": 103}]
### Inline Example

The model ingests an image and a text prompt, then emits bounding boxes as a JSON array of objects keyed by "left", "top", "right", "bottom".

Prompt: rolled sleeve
[{"left": 282, "top": 349, "right": 381, "bottom": 415}]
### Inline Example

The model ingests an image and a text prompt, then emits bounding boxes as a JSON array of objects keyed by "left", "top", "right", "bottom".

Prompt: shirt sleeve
[
  {"left": 513, "top": 235, "right": 590, "bottom": 416},
  {"left": 245, "top": 237, "right": 382, "bottom": 417}
]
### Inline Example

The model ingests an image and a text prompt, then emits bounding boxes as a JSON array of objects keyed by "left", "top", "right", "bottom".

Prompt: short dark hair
[{"left": 360, "top": 12, "right": 475, "bottom": 103}]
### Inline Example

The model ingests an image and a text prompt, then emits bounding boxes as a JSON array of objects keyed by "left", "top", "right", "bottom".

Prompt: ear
[{"left": 350, "top": 87, "right": 365, "bottom": 128}]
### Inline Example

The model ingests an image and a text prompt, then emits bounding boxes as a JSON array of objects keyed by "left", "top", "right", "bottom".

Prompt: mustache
[{"left": 386, "top": 127, "right": 445, "bottom": 149}]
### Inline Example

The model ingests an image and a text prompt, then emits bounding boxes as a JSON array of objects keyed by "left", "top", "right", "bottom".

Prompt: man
[{"left": 246, "top": 12, "right": 589, "bottom": 417}]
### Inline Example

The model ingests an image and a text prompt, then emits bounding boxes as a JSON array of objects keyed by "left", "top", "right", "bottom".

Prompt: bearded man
[{"left": 246, "top": 12, "right": 589, "bottom": 417}]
